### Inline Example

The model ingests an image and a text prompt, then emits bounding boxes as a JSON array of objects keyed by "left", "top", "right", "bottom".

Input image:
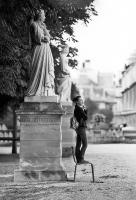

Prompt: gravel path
[{"left": 0, "top": 144, "right": 136, "bottom": 200}]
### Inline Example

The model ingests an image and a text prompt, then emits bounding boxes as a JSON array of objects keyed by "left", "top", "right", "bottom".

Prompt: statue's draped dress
[
  {"left": 26, "top": 21, "right": 55, "bottom": 96},
  {"left": 56, "top": 53, "right": 71, "bottom": 102}
]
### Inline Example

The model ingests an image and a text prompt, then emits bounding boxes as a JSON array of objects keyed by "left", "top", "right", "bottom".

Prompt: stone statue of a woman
[
  {"left": 26, "top": 9, "right": 55, "bottom": 96},
  {"left": 56, "top": 45, "right": 72, "bottom": 102}
]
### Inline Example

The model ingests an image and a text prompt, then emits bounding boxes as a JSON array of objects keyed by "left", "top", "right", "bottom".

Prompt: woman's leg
[
  {"left": 79, "top": 128, "right": 88, "bottom": 161},
  {"left": 75, "top": 133, "right": 82, "bottom": 163}
]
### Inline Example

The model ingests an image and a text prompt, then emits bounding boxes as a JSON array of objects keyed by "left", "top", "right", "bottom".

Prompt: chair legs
[
  {"left": 74, "top": 163, "right": 95, "bottom": 182},
  {"left": 74, "top": 164, "right": 77, "bottom": 182},
  {"left": 90, "top": 163, "right": 95, "bottom": 182}
]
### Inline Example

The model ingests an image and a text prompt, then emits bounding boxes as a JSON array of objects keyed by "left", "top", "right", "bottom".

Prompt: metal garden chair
[{"left": 71, "top": 146, "right": 95, "bottom": 182}]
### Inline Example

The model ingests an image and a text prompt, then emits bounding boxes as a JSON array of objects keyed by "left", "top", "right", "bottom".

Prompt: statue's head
[
  {"left": 35, "top": 9, "right": 45, "bottom": 22},
  {"left": 61, "top": 45, "right": 69, "bottom": 54}
]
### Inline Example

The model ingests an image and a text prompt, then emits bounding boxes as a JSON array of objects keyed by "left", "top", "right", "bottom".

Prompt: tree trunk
[{"left": 12, "top": 107, "right": 17, "bottom": 154}]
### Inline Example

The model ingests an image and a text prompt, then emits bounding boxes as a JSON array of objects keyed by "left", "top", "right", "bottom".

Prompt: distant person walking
[{"left": 73, "top": 96, "right": 88, "bottom": 164}]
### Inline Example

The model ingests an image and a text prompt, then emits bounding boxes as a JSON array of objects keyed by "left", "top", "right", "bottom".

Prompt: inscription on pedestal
[{"left": 21, "top": 115, "right": 60, "bottom": 125}]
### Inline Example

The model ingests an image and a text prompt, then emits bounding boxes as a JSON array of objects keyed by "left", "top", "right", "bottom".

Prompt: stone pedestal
[
  {"left": 14, "top": 96, "right": 67, "bottom": 182},
  {"left": 61, "top": 102, "right": 76, "bottom": 157}
]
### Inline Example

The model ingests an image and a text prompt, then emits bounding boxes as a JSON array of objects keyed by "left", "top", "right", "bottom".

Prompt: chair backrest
[{"left": 71, "top": 146, "right": 77, "bottom": 164}]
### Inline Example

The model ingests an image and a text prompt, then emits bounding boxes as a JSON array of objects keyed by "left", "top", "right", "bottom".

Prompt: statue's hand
[
  {"left": 63, "top": 68, "right": 70, "bottom": 75},
  {"left": 62, "top": 70, "right": 70, "bottom": 76},
  {"left": 44, "top": 36, "right": 50, "bottom": 43}
]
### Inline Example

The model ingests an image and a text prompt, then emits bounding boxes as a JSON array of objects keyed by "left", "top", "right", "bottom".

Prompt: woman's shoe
[{"left": 78, "top": 159, "right": 89, "bottom": 164}]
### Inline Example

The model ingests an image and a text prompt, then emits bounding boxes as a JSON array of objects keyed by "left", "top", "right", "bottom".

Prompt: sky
[{"left": 72, "top": 0, "right": 136, "bottom": 76}]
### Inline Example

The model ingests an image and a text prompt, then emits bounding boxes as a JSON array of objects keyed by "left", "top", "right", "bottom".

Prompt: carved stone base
[
  {"left": 14, "top": 98, "right": 67, "bottom": 183},
  {"left": 14, "top": 169, "right": 67, "bottom": 182},
  {"left": 24, "top": 95, "right": 58, "bottom": 103},
  {"left": 61, "top": 102, "right": 76, "bottom": 157}
]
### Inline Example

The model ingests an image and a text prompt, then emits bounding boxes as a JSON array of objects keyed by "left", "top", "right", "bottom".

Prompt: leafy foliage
[
  {"left": 84, "top": 98, "right": 98, "bottom": 120},
  {"left": 93, "top": 113, "right": 105, "bottom": 123},
  {"left": 99, "top": 108, "right": 114, "bottom": 124},
  {"left": 71, "top": 82, "right": 80, "bottom": 100},
  {"left": 0, "top": 17, "right": 30, "bottom": 98}
]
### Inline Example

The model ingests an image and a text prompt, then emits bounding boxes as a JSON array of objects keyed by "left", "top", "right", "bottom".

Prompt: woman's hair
[{"left": 72, "top": 96, "right": 81, "bottom": 103}]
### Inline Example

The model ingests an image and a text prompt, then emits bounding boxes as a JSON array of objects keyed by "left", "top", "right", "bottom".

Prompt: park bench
[{"left": 0, "top": 124, "right": 20, "bottom": 154}]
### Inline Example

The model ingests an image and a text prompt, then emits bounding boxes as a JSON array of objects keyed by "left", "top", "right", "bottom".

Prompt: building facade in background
[
  {"left": 78, "top": 61, "right": 116, "bottom": 110},
  {"left": 113, "top": 63, "right": 136, "bottom": 127}
]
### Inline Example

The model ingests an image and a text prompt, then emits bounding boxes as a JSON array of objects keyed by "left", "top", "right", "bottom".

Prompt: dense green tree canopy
[{"left": 0, "top": 0, "right": 97, "bottom": 105}]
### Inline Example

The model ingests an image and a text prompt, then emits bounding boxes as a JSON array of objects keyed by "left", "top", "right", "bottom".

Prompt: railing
[
  {"left": 0, "top": 130, "right": 20, "bottom": 141},
  {"left": 0, "top": 125, "right": 20, "bottom": 154}
]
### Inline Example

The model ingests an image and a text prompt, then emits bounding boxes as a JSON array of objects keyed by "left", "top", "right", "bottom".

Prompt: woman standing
[
  {"left": 73, "top": 96, "right": 89, "bottom": 164},
  {"left": 26, "top": 9, "right": 55, "bottom": 96}
]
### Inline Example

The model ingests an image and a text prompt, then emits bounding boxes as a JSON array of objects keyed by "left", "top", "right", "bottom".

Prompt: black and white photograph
[{"left": 0, "top": 0, "right": 136, "bottom": 199}]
